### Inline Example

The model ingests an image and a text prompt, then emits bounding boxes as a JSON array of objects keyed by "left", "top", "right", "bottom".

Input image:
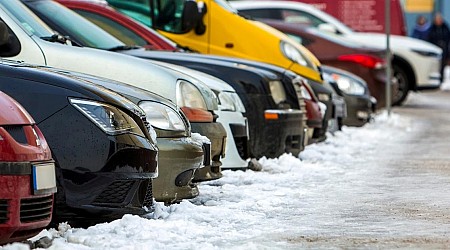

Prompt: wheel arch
[{"left": 392, "top": 55, "right": 416, "bottom": 91}]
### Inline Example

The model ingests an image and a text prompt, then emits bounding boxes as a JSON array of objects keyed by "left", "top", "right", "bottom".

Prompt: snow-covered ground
[{"left": 3, "top": 112, "right": 412, "bottom": 250}]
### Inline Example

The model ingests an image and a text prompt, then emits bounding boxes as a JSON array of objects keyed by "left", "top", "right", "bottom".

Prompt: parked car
[
  {"left": 0, "top": 91, "right": 56, "bottom": 244},
  {"left": 245, "top": 0, "right": 408, "bottom": 35},
  {"left": 105, "top": 0, "right": 324, "bottom": 85},
  {"left": 232, "top": 0, "right": 443, "bottom": 106},
  {"left": 322, "top": 65, "right": 376, "bottom": 127},
  {"left": 0, "top": 60, "right": 158, "bottom": 226},
  {"left": 0, "top": 0, "right": 226, "bottom": 183},
  {"left": 31, "top": 65, "right": 207, "bottom": 205},
  {"left": 34, "top": 0, "right": 308, "bottom": 159},
  {"left": 259, "top": 19, "right": 390, "bottom": 109}
]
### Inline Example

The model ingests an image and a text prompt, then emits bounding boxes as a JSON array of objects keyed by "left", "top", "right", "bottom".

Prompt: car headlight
[
  {"left": 139, "top": 101, "right": 186, "bottom": 132},
  {"left": 70, "top": 98, "right": 145, "bottom": 136},
  {"left": 317, "top": 93, "right": 330, "bottom": 102},
  {"left": 411, "top": 49, "right": 441, "bottom": 58},
  {"left": 269, "top": 80, "right": 287, "bottom": 104},
  {"left": 218, "top": 91, "right": 246, "bottom": 113},
  {"left": 176, "top": 80, "right": 213, "bottom": 122},
  {"left": 280, "top": 40, "right": 308, "bottom": 66},
  {"left": 328, "top": 73, "right": 366, "bottom": 96}
]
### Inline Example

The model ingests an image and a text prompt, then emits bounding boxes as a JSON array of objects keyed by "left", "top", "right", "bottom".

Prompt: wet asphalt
[{"left": 282, "top": 89, "right": 450, "bottom": 249}]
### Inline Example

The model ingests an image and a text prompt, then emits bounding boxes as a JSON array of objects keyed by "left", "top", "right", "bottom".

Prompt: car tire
[{"left": 392, "top": 64, "right": 410, "bottom": 106}]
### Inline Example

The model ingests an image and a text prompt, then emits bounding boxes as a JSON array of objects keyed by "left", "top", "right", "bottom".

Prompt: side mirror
[
  {"left": 181, "top": 0, "right": 207, "bottom": 35},
  {"left": 0, "top": 20, "right": 10, "bottom": 46},
  {"left": 181, "top": 1, "right": 198, "bottom": 32},
  {"left": 318, "top": 23, "right": 338, "bottom": 34}
]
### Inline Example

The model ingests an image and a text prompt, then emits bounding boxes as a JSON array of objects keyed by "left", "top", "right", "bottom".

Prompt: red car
[
  {"left": 260, "top": 19, "right": 391, "bottom": 109},
  {"left": 0, "top": 91, "right": 56, "bottom": 245}
]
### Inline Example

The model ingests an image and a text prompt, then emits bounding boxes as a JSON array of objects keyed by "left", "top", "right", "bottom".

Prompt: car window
[
  {"left": 75, "top": 9, "right": 149, "bottom": 47},
  {"left": 238, "top": 8, "right": 283, "bottom": 20},
  {"left": 0, "top": 0, "right": 54, "bottom": 38},
  {"left": 280, "top": 9, "right": 326, "bottom": 27},
  {"left": 0, "top": 19, "right": 21, "bottom": 57},
  {"left": 107, "top": 0, "right": 153, "bottom": 27}
]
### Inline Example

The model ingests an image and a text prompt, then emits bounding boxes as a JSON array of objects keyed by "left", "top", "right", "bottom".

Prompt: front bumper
[
  {"left": 53, "top": 133, "right": 158, "bottom": 224},
  {"left": 191, "top": 122, "right": 227, "bottom": 182},
  {"left": 343, "top": 94, "right": 374, "bottom": 127},
  {"left": 153, "top": 137, "right": 204, "bottom": 204},
  {"left": 0, "top": 161, "right": 55, "bottom": 245},
  {"left": 216, "top": 110, "right": 249, "bottom": 170},
  {"left": 256, "top": 109, "right": 306, "bottom": 159}
]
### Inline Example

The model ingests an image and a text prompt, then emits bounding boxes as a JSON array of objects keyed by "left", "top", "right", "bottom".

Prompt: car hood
[
  {"left": 149, "top": 61, "right": 235, "bottom": 93},
  {"left": 346, "top": 32, "right": 442, "bottom": 54},
  {"left": 0, "top": 60, "right": 146, "bottom": 117}
]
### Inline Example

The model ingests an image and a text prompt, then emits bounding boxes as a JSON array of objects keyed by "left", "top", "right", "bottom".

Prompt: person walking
[
  {"left": 427, "top": 13, "right": 450, "bottom": 81},
  {"left": 411, "top": 15, "right": 430, "bottom": 41}
]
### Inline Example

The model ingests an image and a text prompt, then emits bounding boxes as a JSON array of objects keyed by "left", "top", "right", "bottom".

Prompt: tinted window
[
  {"left": 239, "top": 9, "right": 283, "bottom": 20},
  {"left": 75, "top": 9, "right": 148, "bottom": 47}
]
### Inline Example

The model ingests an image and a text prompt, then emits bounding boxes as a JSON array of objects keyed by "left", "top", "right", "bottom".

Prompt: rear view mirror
[
  {"left": 0, "top": 20, "right": 9, "bottom": 46},
  {"left": 318, "top": 23, "right": 338, "bottom": 34}
]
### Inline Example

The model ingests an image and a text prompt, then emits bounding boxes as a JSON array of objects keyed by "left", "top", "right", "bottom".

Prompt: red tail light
[
  {"left": 338, "top": 54, "right": 385, "bottom": 69},
  {"left": 181, "top": 107, "right": 214, "bottom": 123}
]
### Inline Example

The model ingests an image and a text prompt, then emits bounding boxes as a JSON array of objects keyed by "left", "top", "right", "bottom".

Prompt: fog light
[
  {"left": 357, "top": 111, "right": 369, "bottom": 119},
  {"left": 175, "top": 169, "right": 195, "bottom": 187}
]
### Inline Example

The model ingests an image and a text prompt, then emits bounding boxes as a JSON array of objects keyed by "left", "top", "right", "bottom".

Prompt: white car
[{"left": 232, "top": 1, "right": 443, "bottom": 105}]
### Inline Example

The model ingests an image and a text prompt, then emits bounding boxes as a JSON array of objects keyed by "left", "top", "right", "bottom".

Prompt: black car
[
  {"left": 180, "top": 53, "right": 336, "bottom": 142},
  {"left": 322, "top": 65, "right": 376, "bottom": 127},
  {"left": 25, "top": 0, "right": 307, "bottom": 159},
  {"left": 0, "top": 60, "right": 158, "bottom": 226}
]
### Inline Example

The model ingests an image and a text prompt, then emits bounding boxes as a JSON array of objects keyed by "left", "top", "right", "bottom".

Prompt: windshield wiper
[
  {"left": 107, "top": 45, "right": 141, "bottom": 51},
  {"left": 40, "top": 34, "right": 69, "bottom": 44}
]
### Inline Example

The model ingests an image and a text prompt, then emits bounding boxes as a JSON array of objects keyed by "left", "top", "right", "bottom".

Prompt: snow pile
[{"left": 0, "top": 111, "right": 410, "bottom": 250}]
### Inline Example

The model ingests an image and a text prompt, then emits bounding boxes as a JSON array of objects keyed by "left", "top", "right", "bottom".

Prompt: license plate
[{"left": 32, "top": 162, "right": 57, "bottom": 195}]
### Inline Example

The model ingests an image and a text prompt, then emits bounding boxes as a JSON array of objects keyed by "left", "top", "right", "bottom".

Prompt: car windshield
[
  {"left": 214, "top": 0, "right": 237, "bottom": 14},
  {"left": 0, "top": 0, "right": 54, "bottom": 38},
  {"left": 25, "top": 0, "right": 126, "bottom": 50},
  {"left": 307, "top": 28, "right": 362, "bottom": 48}
]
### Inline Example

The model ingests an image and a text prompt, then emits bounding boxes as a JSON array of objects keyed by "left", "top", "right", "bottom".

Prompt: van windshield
[
  {"left": 214, "top": 0, "right": 237, "bottom": 14},
  {"left": 0, "top": 0, "right": 54, "bottom": 38},
  {"left": 25, "top": 0, "right": 125, "bottom": 50}
]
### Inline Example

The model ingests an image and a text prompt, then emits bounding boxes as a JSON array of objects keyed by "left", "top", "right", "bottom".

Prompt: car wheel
[{"left": 392, "top": 64, "right": 410, "bottom": 106}]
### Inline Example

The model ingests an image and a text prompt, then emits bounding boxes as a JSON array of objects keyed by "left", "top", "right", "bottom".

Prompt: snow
[{"left": 1, "top": 111, "right": 410, "bottom": 250}]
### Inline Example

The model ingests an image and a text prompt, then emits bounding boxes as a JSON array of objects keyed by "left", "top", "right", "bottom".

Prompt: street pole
[{"left": 385, "top": 0, "right": 391, "bottom": 116}]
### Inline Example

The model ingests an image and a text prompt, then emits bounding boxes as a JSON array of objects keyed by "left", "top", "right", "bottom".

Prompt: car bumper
[
  {"left": 54, "top": 133, "right": 158, "bottom": 223},
  {"left": 343, "top": 94, "right": 374, "bottom": 127},
  {"left": 256, "top": 109, "right": 306, "bottom": 159},
  {"left": 153, "top": 137, "right": 204, "bottom": 204},
  {"left": 0, "top": 161, "right": 55, "bottom": 244},
  {"left": 191, "top": 121, "right": 227, "bottom": 182},
  {"left": 409, "top": 52, "right": 442, "bottom": 89},
  {"left": 216, "top": 110, "right": 249, "bottom": 170}
]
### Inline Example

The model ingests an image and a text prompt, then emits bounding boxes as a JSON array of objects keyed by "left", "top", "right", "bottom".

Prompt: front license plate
[{"left": 32, "top": 162, "right": 57, "bottom": 195}]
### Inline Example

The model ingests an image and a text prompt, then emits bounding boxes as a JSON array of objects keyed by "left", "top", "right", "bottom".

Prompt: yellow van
[{"left": 107, "top": 0, "right": 323, "bottom": 83}]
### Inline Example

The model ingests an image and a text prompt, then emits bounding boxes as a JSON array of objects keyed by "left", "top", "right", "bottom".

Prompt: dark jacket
[{"left": 428, "top": 22, "right": 450, "bottom": 54}]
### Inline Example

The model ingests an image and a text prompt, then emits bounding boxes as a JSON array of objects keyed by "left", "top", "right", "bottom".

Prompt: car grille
[
  {"left": 20, "top": 195, "right": 52, "bottom": 223},
  {"left": 3, "top": 125, "right": 27, "bottom": 144},
  {"left": 142, "top": 179, "right": 153, "bottom": 208},
  {"left": 0, "top": 199, "right": 8, "bottom": 223},
  {"left": 234, "top": 136, "right": 249, "bottom": 160},
  {"left": 93, "top": 180, "right": 135, "bottom": 205}
]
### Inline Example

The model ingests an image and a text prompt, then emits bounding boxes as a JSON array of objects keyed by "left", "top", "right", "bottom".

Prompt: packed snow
[{"left": 2, "top": 112, "right": 411, "bottom": 250}]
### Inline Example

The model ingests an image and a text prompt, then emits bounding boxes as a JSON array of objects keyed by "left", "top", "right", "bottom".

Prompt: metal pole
[{"left": 385, "top": 0, "right": 391, "bottom": 116}]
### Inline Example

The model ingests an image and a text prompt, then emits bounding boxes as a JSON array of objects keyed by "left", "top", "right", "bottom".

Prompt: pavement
[{"left": 284, "top": 88, "right": 450, "bottom": 249}]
